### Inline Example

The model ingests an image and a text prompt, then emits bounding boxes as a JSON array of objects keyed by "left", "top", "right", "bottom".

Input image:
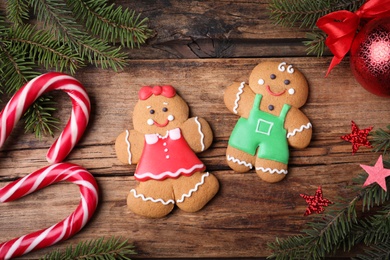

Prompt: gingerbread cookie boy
[
  {"left": 224, "top": 61, "right": 312, "bottom": 183},
  {"left": 115, "top": 85, "right": 219, "bottom": 218}
]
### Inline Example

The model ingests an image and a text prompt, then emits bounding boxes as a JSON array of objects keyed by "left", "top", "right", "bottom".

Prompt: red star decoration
[
  {"left": 341, "top": 121, "right": 373, "bottom": 154},
  {"left": 360, "top": 155, "right": 390, "bottom": 191},
  {"left": 300, "top": 186, "right": 332, "bottom": 216}
]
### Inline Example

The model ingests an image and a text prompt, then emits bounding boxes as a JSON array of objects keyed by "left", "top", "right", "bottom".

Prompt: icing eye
[
  {"left": 270, "top": 74, "right": 276, "bottom": 80},
  {"left": 162, "top": 107, "right": 168, "bottom": 112},
  {"left": 149, "top": 109, "right": 155, "bottom": 114},
  {"left": 258, "top": 79, "right": 265, "bottom": 85},
  {"left": 284, "top": 79, "right": 290, "bottom": 85},
  {"left": 288, "top": 88, "right": 295, "bottom": 95}
]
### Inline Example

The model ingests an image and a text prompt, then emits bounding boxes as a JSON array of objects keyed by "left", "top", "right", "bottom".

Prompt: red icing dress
[{"left": 134, "top": 128, "right": 205, "bottom": 181}]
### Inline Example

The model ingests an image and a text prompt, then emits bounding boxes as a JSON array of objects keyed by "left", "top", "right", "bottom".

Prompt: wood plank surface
[{"left": 1, "top": 1, "right": 390, "bottom": 259}]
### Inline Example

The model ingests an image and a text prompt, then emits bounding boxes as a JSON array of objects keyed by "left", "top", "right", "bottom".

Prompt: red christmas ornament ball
[{"left": 350, "top": 17, "right": 390, "bottom": 97}]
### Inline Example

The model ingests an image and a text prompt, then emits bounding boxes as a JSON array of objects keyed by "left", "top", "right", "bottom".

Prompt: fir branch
[
  {"left": 353, "top": 241, "right": 390, "bottom": 260},
  {"left": 0, "top": 43, "right": 39, "bottom": 94},
  {"left": 75, "top": 35, "right": 128, "bottom": 71},
  {"left": 67, "top": 0, "right": 152, "bottom": 48},
  {"left": 268, "top": 0, "right": 366, "bottom": 29},
  {"left": 39, "top": 237, "right": 136, "bottom": 260},
  {"left": 303, "top": 31, "right": 326, "bottom": 57},
  {"left": 0, "top": 0, "right": 151, "bottom": 137},
  {"left": 30, "top": 0, "right": 128, "bottom": 71},
  {"left": 370, "top": 125, "right": 390, "bottom": 156},
  {"left": 6, "top": 0, "right": 29, "bottom": 26},
  {"left": 30, "top": 0, "right": 82, "bottom": 42},
  {"left": 8, "top": 24, "right": 83, "bottom": 74},
  {"left": 24, "top": 95, "right": 59, "bottom": 139}
]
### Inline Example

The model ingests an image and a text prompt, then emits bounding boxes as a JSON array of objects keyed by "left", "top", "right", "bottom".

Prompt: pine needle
[{"left": 39, "top": 237, "right": 136, "bottom": 260}]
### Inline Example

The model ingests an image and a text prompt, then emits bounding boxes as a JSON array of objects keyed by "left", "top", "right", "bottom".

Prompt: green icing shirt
[{"left": 228, "top": 94, "right": 291, "bottom": 164}]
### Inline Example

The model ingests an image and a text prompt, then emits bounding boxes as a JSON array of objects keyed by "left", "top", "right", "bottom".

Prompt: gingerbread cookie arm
[
  {"left": 224, "top": 82, "right": 255, "bottom": 118},
  {"left": 115, "top": 129, "right": 145, "bottom": 165},
  {"left": 284, "top": 107, "right": 312, "bottom": 149},
  {"left": 181, "top": 117, "right": 213, "bottom": 153}
]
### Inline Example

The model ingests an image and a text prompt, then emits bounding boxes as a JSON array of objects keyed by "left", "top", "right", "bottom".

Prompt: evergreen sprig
[
  {"left": 0, "top": 0, "right": 152, "bottom": 137},
  {"left": 268, "top": 126, "right": 390, "bottom": 259},
  {"left": 371, "top": 125, "right": 390, "bottom": 156},
  {"left": 40, "top": 237, "right": 136, "bottom": 260},
  {"left": 268, "top": 0, "right": 366, "bottom": 57}
]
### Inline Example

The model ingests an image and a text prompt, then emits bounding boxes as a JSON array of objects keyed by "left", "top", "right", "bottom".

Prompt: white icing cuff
[
  {"left": 287, "top": 122, "right": 312, "bottom": 138},
  {"left": 130, "top": 189, "right": 175, "bottom": 205},
  {"left": 256, "top": 167, "right": 288, "bottom": 175},
  {"left": 227, "top": 155, "right": 253, "bottom": 169},
  {"left": 177, "top": 172, "right": 210, "bottom": 203},
  {"left": 232, "top": 82, "right": 245, "bottom": 114},
  {"left": 194, "top": 117, "right": 205, "bottom": 151},
  {"left": 125, "top": 130, "right": 132, "bottom": 165}
]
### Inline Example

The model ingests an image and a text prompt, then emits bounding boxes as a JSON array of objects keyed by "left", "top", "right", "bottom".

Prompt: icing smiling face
[
  {"left": 248, "top": 61, "right": 309, "bottom": 108},
  {"left": 133, "top": 86, "right": 189, "bottom": 135}
]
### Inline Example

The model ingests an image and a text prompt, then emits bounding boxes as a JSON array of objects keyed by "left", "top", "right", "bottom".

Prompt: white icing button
[
  {"left": 258, "top": 78, "right": 265, "bottom": 85},
  {"left": 168, "top": 115, "right": 174, "bottom": 121},
  {"left": 147, "top": 118, "right": 154, "bottom": 125},
  {"left": 163, "top": 142, "right": 167, "bottom": 146},
  {"left": 166, "top": 155, "right": 170, "bottom": 159},
  {"left": 164, "top": 148, "right": 168, "bottom": 152},
  {"left": 288, "top": 88, "right": 295, "bottom": 95}
]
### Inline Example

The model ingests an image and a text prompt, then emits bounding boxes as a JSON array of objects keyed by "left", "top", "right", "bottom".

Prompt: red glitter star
[
  {"left": 300, "top": 186, "right": 332, "bottom": 216},
  {"left": 361, "top": 155, "right": 390, "bottom": 191},
  {"left": 341, "top": 121, "right": 373, "bottom": 154}
]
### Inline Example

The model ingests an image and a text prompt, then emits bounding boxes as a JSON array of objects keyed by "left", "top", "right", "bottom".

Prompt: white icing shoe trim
[
  {"left": 125, "top": 130, "right": 132, "bottom": 165},
  {"left": 227, "top": 155, "right": 253, "bottom": 169},
  {"left": 256, "top": 167, "right": 288, "bottom": 174},
  {"left": 233, "top": 82, "right": 245, "bottom": 114},
  {"left": 194, "top": 116, "right": 205, "bottom": 151},
  {"left": 130, "top": 189, "right": 175, "bottom": 205},
  {"left": 287, "top": 122, "right": 312, "bottom": 138},
  {"left": 177, "top": 172, "right": 210, "bottom": 203}
]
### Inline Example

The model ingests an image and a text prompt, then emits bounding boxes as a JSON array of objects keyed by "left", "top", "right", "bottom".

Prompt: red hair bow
[
  {"left": 139, "top": 85, "right": 176, "bottom": 100},
  {"left": 316, "top": 0, "right": 390, "bottom": 76}
]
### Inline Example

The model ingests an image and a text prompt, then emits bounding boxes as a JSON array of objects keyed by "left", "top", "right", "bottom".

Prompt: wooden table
[{"left": 1, "top": 1, "right": 390, "bottom": 259}]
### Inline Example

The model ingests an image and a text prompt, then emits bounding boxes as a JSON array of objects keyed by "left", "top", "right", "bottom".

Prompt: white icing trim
[
  {"left": 125, "top": 130, "right": 132, "bottom": 165},
  {"left": 130, "top": 189, "right": 175, "bottom": 205},
  {"left": 287, "top": 122, "right": 312, "bottom": 138},
  {"left": 135, "top": 163, "right": 205, "bottom": 180},
  {"left": 256, "top": 167, "right": 288, "bottom": 174},
  {"left": 194, "top": 116, "right": 205, "bottom": 151},
  {"left": 227, "top": 155, "right": 253, "bottom": 169},
  {"left": 177, "top": 172, "right": 210, "bottom": 203},
  {"left": 232, "top": 82, "right": 245, "bottom": 114}
]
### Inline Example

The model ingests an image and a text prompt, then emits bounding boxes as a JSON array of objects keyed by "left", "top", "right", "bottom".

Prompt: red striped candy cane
[
  {"left": 0, "top": 72, "right": 91, "bottom": 164},
  {"left": 0, "top": 73, "right": 98, "bottom": 259},
  {"left": 0, "top": 163, "right": 98, "bottom": 260}
]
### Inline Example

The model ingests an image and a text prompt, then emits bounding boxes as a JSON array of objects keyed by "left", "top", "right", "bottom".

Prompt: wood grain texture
[{"left": 1, "top": 0, "right": 389, "bottom": 259}]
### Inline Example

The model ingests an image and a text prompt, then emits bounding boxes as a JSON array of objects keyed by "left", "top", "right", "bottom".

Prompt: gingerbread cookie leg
[
  {"left": 127, "top": 180, "right": 175, "bottom": 218},
  {"left": 173, "top": 172, "right": 219, "bottom": 213},
  {"left": 255, "top": 158, "right": 288, "bottom": 183},
  {"left": 226, "top": 145, "right": 255, "bottom": 172}
]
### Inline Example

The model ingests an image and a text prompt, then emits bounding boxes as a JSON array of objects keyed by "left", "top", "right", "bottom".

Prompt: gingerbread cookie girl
[
  {"left": 115, "top": 85, "right": 219, "bottom": 218},
  {"left": 224, "top": 61, "right": 312, "bottom": 183}
]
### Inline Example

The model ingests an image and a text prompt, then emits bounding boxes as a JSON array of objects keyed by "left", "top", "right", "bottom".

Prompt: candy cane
[
  {"left": 0, "top": 72, "right": 91, "bottom": 164},
  {"left": 0, "top": 73, "right": 98, "bottom": 259},
  {"left": 0, "top": 163, "right": 98, "bottom": 260}
]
